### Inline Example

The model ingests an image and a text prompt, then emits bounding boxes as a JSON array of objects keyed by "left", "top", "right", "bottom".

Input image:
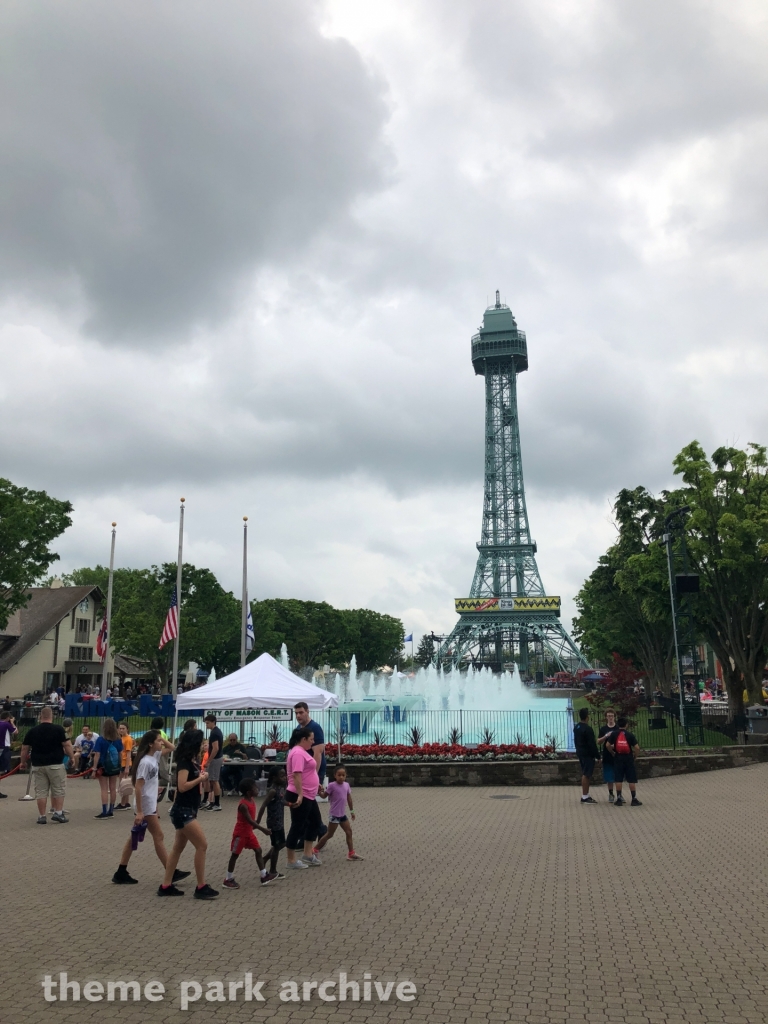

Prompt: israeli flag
[
  {"left": 404, "top": 633, "right": 413, "bottom": 643},
  {"left": 246, "top": 607, "right": 255, "bottom": 652}
]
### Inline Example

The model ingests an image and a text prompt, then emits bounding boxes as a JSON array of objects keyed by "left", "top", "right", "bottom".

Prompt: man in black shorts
[
  {"left": 605, "top": 717, "right": 642, "bottom": 806},
  {"left": 573, "top": 707, "right": 600, "bottom": 804}
]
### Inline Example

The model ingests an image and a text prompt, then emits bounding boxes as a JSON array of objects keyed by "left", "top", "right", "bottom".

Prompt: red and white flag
[
  {"left": 96, "top": 615, "right": 108, "bottom": 661},
  {"left": 159, "top": 586, "right": 179, "bottom": 649}
]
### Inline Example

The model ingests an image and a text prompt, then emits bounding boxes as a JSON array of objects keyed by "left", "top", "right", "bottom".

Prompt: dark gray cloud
[{"left": 0, "top": 0, "right": 389, "bottom": 342}]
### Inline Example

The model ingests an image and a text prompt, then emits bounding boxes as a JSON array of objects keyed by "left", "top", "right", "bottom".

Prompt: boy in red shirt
[{"left": 224, "top": 779, "right": 277, "bottom": 888}]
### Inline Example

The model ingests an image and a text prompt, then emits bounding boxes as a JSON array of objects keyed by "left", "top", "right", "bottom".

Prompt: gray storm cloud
[{"left": 0, "top": 0, "right": 389, "bottom": 342}]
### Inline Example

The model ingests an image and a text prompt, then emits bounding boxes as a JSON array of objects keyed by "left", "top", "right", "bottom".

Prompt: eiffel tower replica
[{"left": 435, "top": 292, "right": 588, "bottom": 675}]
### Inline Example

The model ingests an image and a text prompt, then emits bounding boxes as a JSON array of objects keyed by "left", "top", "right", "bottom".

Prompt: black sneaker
[
  {"left": 0, "top": 792, "right": 7, "bottom": 799},
  {"left": 615, "top": 796, "right": 625, "bottom": 806},
  {"left": 158, "top": 884, "right": 185, "bottom": 897},
  {"left": 580, "top": 796, "right": 596, "bottom": 804},
  {"left": 113, "top": 868, "right": 138, "bottom": 885},
  {"left": 193, "top": 883, "right": 220, "bottom": 900},
  {"left": 94, "top": 811, "right": 111, "bottom": 819},
  {"left": 631, "top": 797, "right": 642, "bottom": 806},
  {"left": 172, "top": 869, "right": 192, "bottom": 882}
]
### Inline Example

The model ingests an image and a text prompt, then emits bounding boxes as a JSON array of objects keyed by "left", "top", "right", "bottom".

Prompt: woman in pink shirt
[{"left": 285, "top": 727, "right": 325, "bottom": 869}]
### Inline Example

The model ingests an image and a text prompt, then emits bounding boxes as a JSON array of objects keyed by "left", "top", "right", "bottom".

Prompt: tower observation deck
[{"left": 435, "top": 292, "right": 587, "bottom": 674}]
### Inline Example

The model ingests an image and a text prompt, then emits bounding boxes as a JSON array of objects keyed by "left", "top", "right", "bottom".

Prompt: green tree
[
  {"left": 672, "top": 442, "right": 768, "bottom": 714},
  {"left": 0, "top": 479, "right": 73, "bottom": 629},
  {"left": 353, "top": 608, "right": 404, "bottom": 670},
  {"left": 65, "top": 564, "right": 241, "bottom": 685},
  {"left": 415, "top": 633, "right": 435, "bottom": 667},
  {"left": 249, "top": 598, "right": 403, "bottom": 671},
  {"left": 574, "top": 487, "right": 674, "bottom": 693}
]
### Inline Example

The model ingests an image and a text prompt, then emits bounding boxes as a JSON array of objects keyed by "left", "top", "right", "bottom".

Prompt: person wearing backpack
[
  {"left": 605, "top": 716, "right": 642, "bottom": 806},
  {"left": 92, "top": 717, "right": 124, "bottom": 819}
]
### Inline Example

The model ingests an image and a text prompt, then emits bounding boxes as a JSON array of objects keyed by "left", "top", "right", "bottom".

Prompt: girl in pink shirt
[{"left": 314, "top": 765, "right": 362, "bottom": 860}]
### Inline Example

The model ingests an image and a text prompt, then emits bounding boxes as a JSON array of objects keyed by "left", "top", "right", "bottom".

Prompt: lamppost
[{"left": 663, "top": 506, "right": 702, "bottom": 744}]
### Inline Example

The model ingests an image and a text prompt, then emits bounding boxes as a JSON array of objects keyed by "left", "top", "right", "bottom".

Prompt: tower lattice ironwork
[{"left": 435, "top": 292, "right": 587, "bottom": 674}]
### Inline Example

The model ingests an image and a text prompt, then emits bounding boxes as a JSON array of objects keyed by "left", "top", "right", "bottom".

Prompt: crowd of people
[{"left": 12, "top": 702, "right": 362, "bottom": 900}]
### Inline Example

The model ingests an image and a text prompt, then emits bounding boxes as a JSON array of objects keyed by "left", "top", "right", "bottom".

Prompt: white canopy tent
[
  {"left": 175, "top": 653, "right": 339, "bottom": 712},
  {"left": 171, "top": 654, "right": 340, "bottom": 782}
]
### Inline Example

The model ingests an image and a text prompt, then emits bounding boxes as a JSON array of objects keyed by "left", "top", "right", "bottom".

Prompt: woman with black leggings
[{"left": 285, "top": 726, "right": 324, "bottom": 869}]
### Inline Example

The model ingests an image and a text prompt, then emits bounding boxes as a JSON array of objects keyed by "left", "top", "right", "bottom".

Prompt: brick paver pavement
[{"left": 2, "top": 764, "right": 767, "bottom": 1024}]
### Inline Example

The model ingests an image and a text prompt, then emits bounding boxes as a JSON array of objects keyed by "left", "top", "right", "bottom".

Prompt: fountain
[{"left": 280, "top": 644, "right": 574, "bottom": 751}]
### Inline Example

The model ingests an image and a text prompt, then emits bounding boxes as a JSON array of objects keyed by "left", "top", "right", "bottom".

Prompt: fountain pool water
[{"left": 304, "top": 652, "right": 574, "bottom": 751}]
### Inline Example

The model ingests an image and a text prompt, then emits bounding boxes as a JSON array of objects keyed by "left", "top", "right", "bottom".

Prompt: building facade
[{"left": 0, "top": 583, "right": 115, "bottom": 699}]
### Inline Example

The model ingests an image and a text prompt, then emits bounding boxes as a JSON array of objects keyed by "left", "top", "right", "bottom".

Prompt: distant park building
[{"left": 0, "top": 581, "right": 115, "bottom": 699}]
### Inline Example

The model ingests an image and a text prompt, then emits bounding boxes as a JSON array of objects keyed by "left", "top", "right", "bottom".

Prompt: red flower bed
[{"left": 266, "top": 741, "right": 551, "bottom": 758}]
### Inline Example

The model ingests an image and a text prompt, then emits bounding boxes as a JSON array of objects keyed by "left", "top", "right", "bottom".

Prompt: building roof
[
  {"left": 0, "top": 586, "right": 103, "bottom": 674},
  {"left": 113, "top": 653, "right": 153, "bottom": 678}
]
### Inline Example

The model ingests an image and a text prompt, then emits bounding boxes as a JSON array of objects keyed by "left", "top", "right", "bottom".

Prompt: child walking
[
  {"left": 314, "top": 766, "right": 362, "bottom": 860},
  {"left": 257, "top": 767, "right": 287, "bottom": 877},
  {"left": 112, "top": 730, "right": 192, "bottom": 886},
  {"left": 224, "top": 779, "right": 278, "bottom": 889}
]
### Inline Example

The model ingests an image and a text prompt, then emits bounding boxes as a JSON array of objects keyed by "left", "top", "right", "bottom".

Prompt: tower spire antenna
[{"left": 435, "top": 296, "right": 587, "bottom": 675}]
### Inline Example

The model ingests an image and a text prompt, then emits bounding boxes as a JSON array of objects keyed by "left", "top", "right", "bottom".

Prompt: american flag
[
  {"left": 159, "top": 586, "right": 179, "bottom": 649},
  {"left": 96, "top": 615, "right": 108, "bottom": 661}
]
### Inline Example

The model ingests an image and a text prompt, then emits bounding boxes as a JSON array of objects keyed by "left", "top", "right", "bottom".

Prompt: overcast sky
[{"left": 2, "top": 0, "right": 767, "bottom": 645}]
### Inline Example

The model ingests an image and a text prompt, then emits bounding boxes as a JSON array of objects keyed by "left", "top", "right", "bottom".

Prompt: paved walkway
[{"left": 2, "top": 765, "right": 767, "bottom": 1024}]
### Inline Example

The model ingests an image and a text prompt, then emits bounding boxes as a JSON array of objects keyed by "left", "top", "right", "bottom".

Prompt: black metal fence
[{"left": 11, "top": 704, "right": 734, "bottom": 752}]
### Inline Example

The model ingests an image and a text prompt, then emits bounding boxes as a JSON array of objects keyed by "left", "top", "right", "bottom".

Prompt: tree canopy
[
  {"left": 573, "top": 486, "right": 674, "bottom": 692},
  {"left": 64, "top": 564, "right": 240, "bottom": 683},
  {"left": 251, "top": 598, "right": 404, "bottom": 672},
  {"left": 0, "top": 478, "right": 73, "bottom": 630},
  {"left": 65, "top": 566, "right": 404, "bottom": 682},
  {"left": 415, "top": 633, "right": 435, "bottom": 668},
  {"left": 576, "top": 441, "right": 768, "bottom": 716},
  {"left": 671, "top": 442, "right": 768, "bottom": 712}
]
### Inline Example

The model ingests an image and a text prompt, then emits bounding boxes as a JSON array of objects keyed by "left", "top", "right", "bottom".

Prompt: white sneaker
[
  {"left": 288, "top": 859, "right": 309, "bottom": 870},
  {"left": 303, "top": 854, "right": 323, "bottom": 867}
]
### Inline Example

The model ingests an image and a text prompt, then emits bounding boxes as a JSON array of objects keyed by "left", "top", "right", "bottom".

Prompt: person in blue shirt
[
  {"left": 92, "top": 718, "right": 123, "bottom": 819},
  {"left": 294, "top": 703, "right": 325, "bottom": 781}
]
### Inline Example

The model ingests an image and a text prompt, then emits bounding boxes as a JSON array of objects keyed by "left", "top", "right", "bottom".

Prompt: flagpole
[
  {"left": 100, "top": 522, "right": 117, "bottom": 704},
  {"left": 171, "top": 498, "right": 185, "bottom": 697},
  {"left": 240, "top": 517, "right": 248, "bottom": 669}
]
